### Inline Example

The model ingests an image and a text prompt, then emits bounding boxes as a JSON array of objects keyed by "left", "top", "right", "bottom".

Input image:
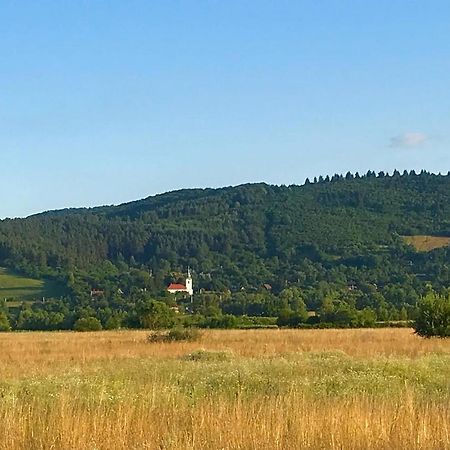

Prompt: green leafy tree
[
  {"left": 0, "top": 311, "right": 11, "bottom": 331},
  {"left": 354, "top": 307, "right": 377, "bottom": 327},
  {"left": 276, "top": 308, "right": 308, "bottom": 327},
  {"left": 319, "top": 296, "right": 335, "bottom": 322},
  {"left": 137, "top": 300, "right": 176, "bottom": 329},
  {"left": 414, "top": 292, "right": 450, "bottom": 337}
]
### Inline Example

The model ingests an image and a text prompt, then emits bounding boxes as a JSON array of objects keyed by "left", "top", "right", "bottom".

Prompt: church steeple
[{"left": 185, "top": 267, "right": 193, "bottom": 296}]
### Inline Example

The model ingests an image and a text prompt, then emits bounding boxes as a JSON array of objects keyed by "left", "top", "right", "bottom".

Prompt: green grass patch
[{"left": 0, "top": 267, "right": 65, "bottom": 301}]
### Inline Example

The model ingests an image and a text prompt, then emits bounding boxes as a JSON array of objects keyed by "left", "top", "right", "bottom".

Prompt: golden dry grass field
[
  {"left": 403, "top": 235, "right": 450, "bottom": 251},
  {"left": 1, "top": 328, "right": 450, "bottom": 449}
]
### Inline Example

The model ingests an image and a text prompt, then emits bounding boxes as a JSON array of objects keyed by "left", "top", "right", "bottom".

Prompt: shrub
[
  {"left": 182, "top": 349, "right": 234, "bottom": 362},
  {"left": 147, "top": 327, "right": 202, "bottom": 343},
  {"left": 202, "top": 314, "right": 239, "bottom": 329},
  {"left": 0, "top": 311, "right": 11, "bottom": 332},
  {"left": 276, "top": 309, "right": 308, "bottom": 327},
  {"left": 74, "top": 317, "right": 103, "bottom": 332},
  {"left": 104, "top": 315, "right": 123, "bottom": 330}
]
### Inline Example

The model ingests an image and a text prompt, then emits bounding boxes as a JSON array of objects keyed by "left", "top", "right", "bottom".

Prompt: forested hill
[{"left": 1, "top": 170, "right": 450, "bottom": 292}]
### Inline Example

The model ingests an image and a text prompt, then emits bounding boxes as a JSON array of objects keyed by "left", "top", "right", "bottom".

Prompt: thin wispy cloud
[{"left": 390, "top": 132, "right": 429, "bottom": 148}]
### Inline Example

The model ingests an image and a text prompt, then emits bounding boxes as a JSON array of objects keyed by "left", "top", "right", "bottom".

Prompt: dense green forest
[{"left": 1, "top": 169, "right": 450, "bottom": 331}]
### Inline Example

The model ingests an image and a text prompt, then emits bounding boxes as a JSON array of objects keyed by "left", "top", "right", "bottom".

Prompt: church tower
[{"left": 185, "top": 267, "right": 193, "bottom": 296}]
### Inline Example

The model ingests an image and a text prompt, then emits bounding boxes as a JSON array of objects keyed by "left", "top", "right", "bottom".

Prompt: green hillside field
[{"left": 0, "top": 268, "right": 65, "bottom": 302}]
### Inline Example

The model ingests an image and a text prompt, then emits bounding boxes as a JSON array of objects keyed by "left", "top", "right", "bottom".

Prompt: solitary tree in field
[
  {"left": 414, "top": 292, "right": 450, "bottom": 338},
  {"left": 137, "top": 300, "right": 176, "bottom": 329}
]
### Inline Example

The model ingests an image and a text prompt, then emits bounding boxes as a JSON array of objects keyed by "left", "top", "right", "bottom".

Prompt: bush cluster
[{"left": 147, "top": 327, "right": 202, "bottom": 343}]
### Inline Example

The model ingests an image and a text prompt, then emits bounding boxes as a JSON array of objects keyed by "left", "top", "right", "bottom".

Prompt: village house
[{"left": 90, "top": 289, "right": 105, "bottom": 297}]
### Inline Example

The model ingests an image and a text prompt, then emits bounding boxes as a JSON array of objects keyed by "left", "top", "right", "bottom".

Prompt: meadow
[
  {"left": 0, "top": 267, "right": 64, "bottom": 302},
  {"left": 403, "top": 235, "right": 450, "bottom": 252},
  {"left": 1, "top": 328, "right": 450, "bottom": 449}
]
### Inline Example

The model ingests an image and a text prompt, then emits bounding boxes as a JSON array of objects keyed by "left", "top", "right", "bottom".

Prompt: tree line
[{"left": 0, "top": 170, "right": 450, "bottom": 331}]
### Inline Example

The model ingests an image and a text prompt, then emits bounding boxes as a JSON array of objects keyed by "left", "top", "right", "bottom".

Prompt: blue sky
[{"left": 1, "top": 1, "right": 449, "bottom": 218}]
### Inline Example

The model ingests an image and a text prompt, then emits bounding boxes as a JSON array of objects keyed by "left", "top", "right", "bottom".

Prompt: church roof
[{"left": 167, "top": 283, "right": 187, "bottom": 290}]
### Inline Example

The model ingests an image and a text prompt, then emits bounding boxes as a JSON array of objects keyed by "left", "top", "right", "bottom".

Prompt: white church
[{"left": 167, "top": 268, "right": 193, "bottom": 296}]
